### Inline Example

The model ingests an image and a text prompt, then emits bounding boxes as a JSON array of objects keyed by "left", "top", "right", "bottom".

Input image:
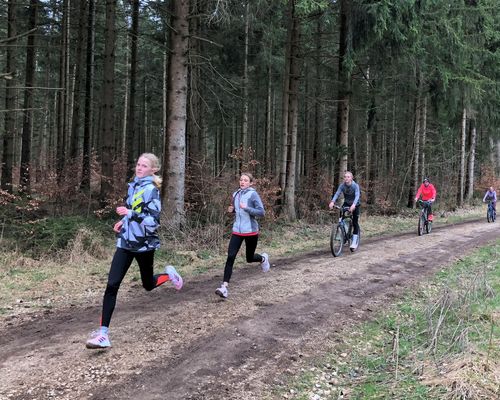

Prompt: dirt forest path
[{"left": 1, "top": 220, "right": 499, "bottom": 400}]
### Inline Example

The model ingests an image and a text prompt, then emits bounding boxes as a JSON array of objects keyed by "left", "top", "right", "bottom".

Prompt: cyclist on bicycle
[
  {"left": 328, "top": 171, "right": 361, "bottom": 249},
  {"left": 482, "top": 186, "right": 497, "bottom": 213},
  {"left": 414, "top": 177, "right": 437, "bottom": 221}
]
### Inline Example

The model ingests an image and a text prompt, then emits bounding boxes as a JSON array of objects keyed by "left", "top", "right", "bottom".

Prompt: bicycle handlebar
[
  {"left": 418, "top": 199, "right": 433, "bottom": 207},
  {"left": 331, "top": 204, "right": 352, "bottom": 215}
]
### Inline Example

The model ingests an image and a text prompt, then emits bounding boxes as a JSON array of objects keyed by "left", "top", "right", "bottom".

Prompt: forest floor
[{"left": 0, "top": 217, "right": 499, "bottom": 400}]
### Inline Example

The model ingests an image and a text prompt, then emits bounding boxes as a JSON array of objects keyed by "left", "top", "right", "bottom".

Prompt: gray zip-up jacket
[
  {"left": 331, "top": 181, "right": 361, "bottom": 207},
  {"left": 116, "top": 176, "right": 161, "bottom": 252},
  {"left": 231, "top": 187, "right": 265, "bottom": 235}
]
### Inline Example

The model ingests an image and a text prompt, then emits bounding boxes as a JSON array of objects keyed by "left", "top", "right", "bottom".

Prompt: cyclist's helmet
[{"left": 423, "top": 177, "right": 430, "bottom": 183}]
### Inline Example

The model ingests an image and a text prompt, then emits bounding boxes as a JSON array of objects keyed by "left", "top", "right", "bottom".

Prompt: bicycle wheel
[
  {"left": 418, "top": 215, "right": 425, "bottom": 236},
  {"left": 330, "top": 224, "right": 344, "bottom": 257},
  {"left": 487, "top": 209, "right": 492, "bottom": 223},
  {"left": 426, "top": 220, "right": 432, "bottom": 234}
]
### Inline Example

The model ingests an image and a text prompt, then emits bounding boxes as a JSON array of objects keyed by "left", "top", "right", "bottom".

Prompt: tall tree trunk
[
  {"left": 419, "top": 95, "right": 427, "bottom": 181},
  {"left": 407, "top": 68, "right": 422, "bottom": 208},
  {"left": 390, "top": 93, "right": 397, "bottom": 175},
  {"left": 162, "top": 43, "right": 168, "bottom": 157},
  {"left": 81, "top": 0, "right": 95, "bottom": 192},
  {"left": 100, "top": 0, "right": 117, "bottom": 200},
  {"left": 121, "top": 35, "right": 129, "bottom": 156},
  {"left": 284, "top": 7, "right": 300, "bottom": 220},
  {"left": 69, "top": 0, "right": 87, "bottom": 161},
  {"left": 335, "top": 0, "right": 351, "bottom": 185},
  {"left": 465, "top": 118, "right": 477, "bottom": 201},
  {"left": 241, "top": 1, "right": 250, "bottom": 152},
  {"left": 56, "top": 0, "right": 69, "bottom": 183},
  {"left": 186, "top": 0, "right": 205, "bottom": 165},
  {"left": 496, "top": 139, "right": 500, "bottom": 175},
  {"left": 20, "top": 0, "right": 38, "bottom": 192},
  {"left": 1, "top": 0, "right": 17, "bottom": 192},
  {"left": 458, "top": 107, "right": 467, "bottom": 206},
  {"left": 265, "top": 64, "right": 272, "bottom": 173},
  {"left": 126, "top": 0, "right": 139, "bottom": 178},
  {"left": 162, "top": 0, "right": 189, "bottom": 228},
  {"left": 310, "top": 16, "right": 322, "bottom": 184},
  {"left": 140, "top": 77, "right": 147, "bottom": 153},
  {"left": 365, "top": 68, "right": 376, "bottom": 205},
  {"left": 279, "top": 0, "right": 293, "bottom": 199}
]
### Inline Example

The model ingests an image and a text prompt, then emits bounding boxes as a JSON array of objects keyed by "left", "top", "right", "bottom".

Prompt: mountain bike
[
  {"left": 417, "top": 200, "right": 432, "bottom": 236},
  {"left": 486, "top": 201, "right": 496, "bottom": 223},
  {"left": 330, "top": 205, "right": 360, "bottom": 257}
]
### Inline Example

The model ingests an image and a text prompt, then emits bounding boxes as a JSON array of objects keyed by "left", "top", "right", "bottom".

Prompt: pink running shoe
[{"left": 165, "top": 265, "right": 183, "bottom": 290}]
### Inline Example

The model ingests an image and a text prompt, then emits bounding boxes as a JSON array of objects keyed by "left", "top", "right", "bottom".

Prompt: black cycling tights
[
  {"left": 101, "top": 248, "right": 168, "bottom": 327},
  {"left": 223, "top": 234, "right": 263, "bottom": 283}
]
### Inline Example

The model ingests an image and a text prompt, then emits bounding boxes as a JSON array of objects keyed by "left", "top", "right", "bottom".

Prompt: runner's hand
[
  {"left": 116, "top": 206, "right": 129, "bottom": 216},
  {"left": 113, "top": 221, "right": 123, "bottom": 233}
]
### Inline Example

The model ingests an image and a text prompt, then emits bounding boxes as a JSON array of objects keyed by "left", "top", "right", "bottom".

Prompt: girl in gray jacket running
[{"left": 215, "top": 173, "right": 270, "bottom": 299}]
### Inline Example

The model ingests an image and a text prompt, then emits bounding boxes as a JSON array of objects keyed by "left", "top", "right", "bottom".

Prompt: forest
[{"left": 1, "top": 0, "right": 500, "bottom": 234}]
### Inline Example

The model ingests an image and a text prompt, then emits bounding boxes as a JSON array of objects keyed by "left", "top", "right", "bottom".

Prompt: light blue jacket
[
  {"left": 116, "top": 176, "right": 161, "bottom": 252},
  {"left": 231, "top": 187, "right": 265, "bottom": 235}
]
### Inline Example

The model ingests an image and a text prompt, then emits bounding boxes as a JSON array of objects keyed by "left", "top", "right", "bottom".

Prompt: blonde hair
[
  {"left": 138, "top": 153, "right": 162, "bottom": 188},
  {"left": 240, "top": 172, "right": 254, "bottom": 182}
]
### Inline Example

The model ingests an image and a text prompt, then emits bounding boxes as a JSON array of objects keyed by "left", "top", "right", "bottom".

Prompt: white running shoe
[
  {"left": 261, "top": 253, "right": 270, "bottom": 272},
  {"left": 86, "top": 330, "right": 111, "bottom": 349},
  {"left": 165, "top": 265, "right": 183, "bottom": 290},
  {"left": 350, "top": 234, "right": 359, "bottom": 250},
  {"left": 215, "top": 285, "right": 228, "bottom": 299}
]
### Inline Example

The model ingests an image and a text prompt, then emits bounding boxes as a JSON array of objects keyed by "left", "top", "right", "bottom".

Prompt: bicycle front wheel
[
  {"left": 330, "top": 224, "right": 344, "bottom": 257},
  {"left": 418, "top": 215, "right": 425, "bottom": 236},
  {"left": 487, "top": 209, "right": 492, "bottom": 223}
]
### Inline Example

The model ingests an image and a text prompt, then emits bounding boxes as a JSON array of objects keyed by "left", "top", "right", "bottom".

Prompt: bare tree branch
[{"left": 0, "top": 27, "right": 38, "bottom": 44}]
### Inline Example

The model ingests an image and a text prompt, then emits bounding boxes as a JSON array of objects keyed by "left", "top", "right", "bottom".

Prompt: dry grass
[
  {"left": 421, "top": 353, "right": 500, "bottom": 399},
  {"left": 0, "top": 206, "right": 486, "bottom": 320}
]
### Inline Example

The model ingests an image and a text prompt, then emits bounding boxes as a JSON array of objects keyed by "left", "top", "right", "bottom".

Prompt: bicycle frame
[
  {"left": 487, "top": 201, "right": 496, "bottom": 222},
  {"left": 330, "top": 206, "right": 353, "bottom": 257},
  {"left": 418, "top": 200, "right": 432, "bottom": 235}
]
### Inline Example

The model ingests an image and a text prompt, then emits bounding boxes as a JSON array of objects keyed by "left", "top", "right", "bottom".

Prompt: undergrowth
[{"left": 276, "top": 242, "right": 499, "bottom": 400}]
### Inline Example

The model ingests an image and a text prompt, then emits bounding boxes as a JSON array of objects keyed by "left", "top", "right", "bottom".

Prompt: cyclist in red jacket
[{"left": 415, "top": 177, "right": 437, "bottom": 221}]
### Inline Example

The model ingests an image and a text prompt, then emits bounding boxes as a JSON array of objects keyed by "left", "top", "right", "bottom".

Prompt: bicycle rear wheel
[
  {"left": 330, "top": 224, "right": 344, "bottom": 257},
  {"left": 418, "top": 215, "right": 425, "bottom": 236}
]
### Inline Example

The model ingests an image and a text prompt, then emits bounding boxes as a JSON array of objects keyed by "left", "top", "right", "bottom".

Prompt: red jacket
[{"left": 415, "top": 183, "right": 436, "bottom": 201}]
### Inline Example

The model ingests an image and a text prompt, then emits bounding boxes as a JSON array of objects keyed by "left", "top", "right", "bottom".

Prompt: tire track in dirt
[{"left": 1, "top": 220, "right": 498, "bottom": 400}]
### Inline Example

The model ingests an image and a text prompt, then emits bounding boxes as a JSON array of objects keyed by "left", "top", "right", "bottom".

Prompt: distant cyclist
[
  {"left": 415, "top": 177, "right": 437, "bottom": 221},
  {"left": 483, "top": 186, "right": 497, "bottom": 213},
  {"left": 328, "top": 171, "right": 361, "bottom": 250}
]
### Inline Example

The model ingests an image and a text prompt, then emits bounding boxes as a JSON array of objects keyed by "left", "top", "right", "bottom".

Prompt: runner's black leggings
[
  {"left": 101, "top": 248, "right": 168, "bottom": 327},
  {"left": 223, "top": 234, "right": 263, "bottom": 283}
]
